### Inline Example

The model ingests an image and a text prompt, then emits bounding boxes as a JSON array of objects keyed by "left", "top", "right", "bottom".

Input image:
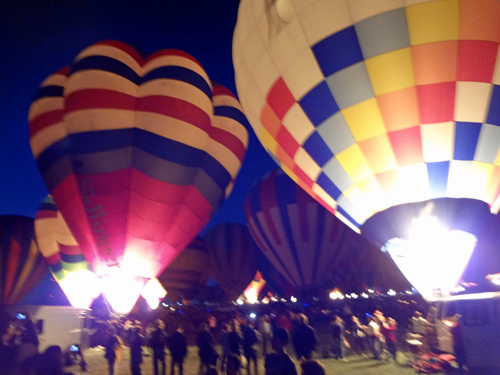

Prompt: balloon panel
[
  {"left": 0, "top": 216, "right": 48, "bottom": 305},
  {"left": 29, "top": 41, "right": 248, "bottom": 279},
  {"left": 206, "top": 223, "right": 259, "bottom": 299},
  {"left": 234, "top": 0, "right": 500, "bottom": 230},
  {"left": 157, "top": 236, "right": 209, "bottom": 301}
]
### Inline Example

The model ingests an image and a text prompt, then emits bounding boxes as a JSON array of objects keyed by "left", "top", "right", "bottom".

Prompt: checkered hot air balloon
[
  {"left": 29, "top": 40, "right": 248, "bottom": 313},
  {"left": 233, "top": 0, "right": 500, "bottom": 231}
]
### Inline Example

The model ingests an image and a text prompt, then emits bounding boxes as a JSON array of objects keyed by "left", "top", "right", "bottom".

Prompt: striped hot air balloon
[
  {"left": 28, "top": 41, "right": 248, "bottom": 313},
  {"left": 233, "top": 0, "right": 500, "bottom": 231},
  {"left": 35, "top": 196, "right": 100, "bottom": 308},
  {"left": 206, "top": 223, "right": 259, "bottom": 300},
  {"left": 245, "top": 169, "right": 406, "bottom": 293},
  {"left": 157, "top": 236, "right": 209, "bottom": 302},
  {"left": 0, "top": 216, "right": 48, "bottom": 305}
]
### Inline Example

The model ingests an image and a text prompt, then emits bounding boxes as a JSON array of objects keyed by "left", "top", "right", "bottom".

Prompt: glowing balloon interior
[
  {"left": 234, "top": 0, "right": 500, "bottom": 231},
  {"left": 35, "top": 196, "right": 100, "bottom": 309},
  {"left": 382, "top": 216, "right": 477, "bottom": 301},
  {"left": 29, "top": 41, "right": 248, "bottom": 312},
  {"left": 141, "top": 278, "right": 167, "bottom": 309},
  {"left": 243, "top": 271, "right": 266, "bottom": 304}
]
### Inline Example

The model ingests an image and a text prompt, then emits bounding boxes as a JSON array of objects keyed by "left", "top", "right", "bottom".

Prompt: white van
[
  {"left": 10, "top": 306, "right": 89, "bottom": 352},
  {"left": 435, "top": 292, "right": 500, "bottom": 374}
]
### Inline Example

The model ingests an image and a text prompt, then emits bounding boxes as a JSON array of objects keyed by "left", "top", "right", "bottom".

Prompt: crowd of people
[{"left": 1, "top": 298, "right": 462, "bottom": 375}]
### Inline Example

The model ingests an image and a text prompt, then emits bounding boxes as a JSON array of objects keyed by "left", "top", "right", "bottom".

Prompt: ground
[{"left": 70, "top": 346, "right": 436, "bottom": 375}]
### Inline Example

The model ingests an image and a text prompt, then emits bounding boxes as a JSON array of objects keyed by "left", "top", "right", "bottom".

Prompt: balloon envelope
[
  {"left": 206, "top": 223, "right": 259, "bottom": 300},
  {"left": 157, "top": 236, "right": 209, "bottom": 302},
  {"left": 29, "top": 41, "right": 248, "bottom": 312},
  {"left": 0, "top": 216, "right": 48, "bottom": 305},
  {"left": 35, "top": 196, "right": 100, "bottom": 309},
  {"left": 245, "top": 169, "right": 407, "bottom": 293},
  {"left": 233, "top": 0, "right": 500, "bottom": 230}
]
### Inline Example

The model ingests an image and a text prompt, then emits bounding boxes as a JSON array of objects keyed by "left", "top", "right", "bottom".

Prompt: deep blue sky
[
  {"left": 0, "top": 0, "right": 277, "bottom": 305},
  {"left": 0, "top": 0, "right": 276, "bottom": 224}
]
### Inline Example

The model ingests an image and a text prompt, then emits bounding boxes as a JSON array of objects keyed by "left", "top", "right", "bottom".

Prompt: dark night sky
[
  {"left": 0, "top": 0, "right": 276, "bottom": 222},
  {"left": 0, "top": 0, "right": 276, "bottom": 304}
]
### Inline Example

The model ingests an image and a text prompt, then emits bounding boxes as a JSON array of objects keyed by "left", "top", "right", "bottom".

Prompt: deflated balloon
[
  {"left": 0, "top": 216, "right": 48, "bottom": 305},
  {"left": 206, "top": 223, "right": 259, "bottom": 300},
  {"left": 28, "top": 41, "right": 248, "bottom": 289},
  {"left": 234, "top": 0, "right": 500, "bottom": 230},
  {"left": 157, "top": 236, "right": 209, "bottom": 302}
]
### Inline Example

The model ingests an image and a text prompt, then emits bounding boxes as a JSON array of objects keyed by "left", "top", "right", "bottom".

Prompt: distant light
[
  {"left": 291, "top": 296, "right": 297, "bottom": 303},
  {"left": 368, "top": 289, "right": 374, "bottom": 293},
  {"left": 162, "top": 303, "right": 168, "bottom": 307},
  {"left": 492, "top": 279, "right": 500, "bottom": 286},
  {"left": 178, "top": 310, "right": 183, "bottom": 314},
  {"left": 388, "top": 289, "right": 396, "bottom": 296},
  {"left": 280, "top": 298, "right": 286, "bottom": 302},
  {"left": 406, "top": 290, "right": 413, "bottom": 295},
  {"left": 329, "top": 292, "right": 337, "bottom": 300},
  {"left": 236, "top": 299, "right": 244, "bottom": 305},
  {"left": 262, "top": 298, "right": 269, "bottom": 304},
  {"left": 249, "top": 312, "right": 257, "bottom": 319},
  {"left": 303, "top": 303, "right": 308, "bottom": 307},
  {"left": 351, "top": 293, "right": 358, "bottom": 299},
  {"left": 271, "top": 296, "right": 278, "bottom": 302},
  {"left": 170, "top": 307, "right": 175, "bottom": 311},
  {"left": 361, "top": 293, "right": 369, "bottom": 298},
  {"left": 344, "top": 294, "right": 350, "bottom": 299}
]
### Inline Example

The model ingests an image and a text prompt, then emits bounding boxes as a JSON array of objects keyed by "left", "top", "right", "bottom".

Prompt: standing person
[
  {"left": 241, "top": 321, "right": 259, "bottom": 375},
  {"left": 425, "top": 307, "right": 439, "bottom": 353},
  {"left": 0, "top": 316, "right": 18, "bottom": 375},
  {"left": 291, "top": 314, "right": 317, "bottom": 360},
  {"left": 265, "top": 327, "right": 298, "bottom": 375},
  {"left": 219, "top": 323, "right": 231, "bottom": 373},
  {"left": 226, "top": 353, "right": 242, "bottom": 375},
  {"left": 168, "top": 325, "right": 187, "bottom": 375},
  {"left": 350, "top": 316, "right": 366, "bottom": 356},
  {"left": 362, "top": 316, "right": 381, "bottom": 360},
  {"left": 105, "top": 328, "right": 123, "bottom": 375},
  {"left": 197, "top": 324, "right": 215, "bottom": 374},
  {"left": 331, "top": 316, "right": 347, "bottom": 361},
  {"left": 450, "top": 314, "right": 466, "bottom": 373},
  {"left": 151, "top": 320, "right": 167, "bottom": 375},
  {"left": 228, "top": 321, "right": 242, "bottom": 357},
  {"left": 258, "top": 315, "right": 272, "bottom": 356},
  {"left": 381, "top": 318, "right": 398, "bottom": 360},
  {"left": 130, "top": 326, "right": 145, "bottom": 375}
]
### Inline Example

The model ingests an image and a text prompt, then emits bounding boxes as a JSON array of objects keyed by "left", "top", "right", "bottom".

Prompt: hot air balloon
[
  {"left": 157, "top": 236, "right": 209, "bottom": 302},
  {"left": 206, "top": 223, "right": 259, "bottom": 300},
  {"left": 35, "top": 196, "right": 100, "bottom": 308},
  {"left": 234, "top": 0, "right": 500, "bottom": 299},
  {"left": 0, "top": 216, "right": 48, "bottom": 305},
  {"left": 245, "top": 169, "right": 407, "bottom": 294},
  {"left": 28, "top": 41, "right": 248, "bottom": 312}
]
